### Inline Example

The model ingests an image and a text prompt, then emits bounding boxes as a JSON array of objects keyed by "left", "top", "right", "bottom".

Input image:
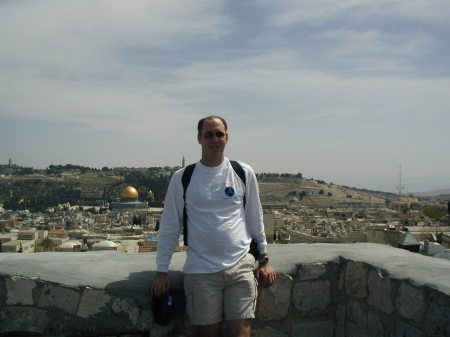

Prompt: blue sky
[{"left": 1, "top": 0, "right": 449, "bottom": 193}]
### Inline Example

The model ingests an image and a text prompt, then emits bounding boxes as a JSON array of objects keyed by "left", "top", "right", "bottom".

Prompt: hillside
[
  {"left": 258, "top": 177, "right": 387, "bottom": 207},
  {"left": 1, "top": 166, "right": 393, "bottom": 211}
]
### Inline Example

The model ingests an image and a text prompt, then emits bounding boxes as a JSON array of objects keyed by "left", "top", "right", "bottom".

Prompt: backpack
[{"left": 181, "top": 160, "right": 260, "bottom": 259}]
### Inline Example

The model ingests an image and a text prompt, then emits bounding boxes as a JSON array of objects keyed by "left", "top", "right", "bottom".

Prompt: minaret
[{"left": 182, "top": 155, "right": 185, "bottom": 168}]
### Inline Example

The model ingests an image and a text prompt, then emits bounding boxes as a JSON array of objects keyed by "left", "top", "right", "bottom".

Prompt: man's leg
[
  {"left": 197, "top": 322, "right": 221, "bottom": 337},
  {"left": 227, "top": 319, "right": 251, "bottom": 337},
  {"left": 185, "top": 273, "right": 224, "bottom": 334},
  {"left": 223, "top": 255, "right": 257, "bottom": 337}
]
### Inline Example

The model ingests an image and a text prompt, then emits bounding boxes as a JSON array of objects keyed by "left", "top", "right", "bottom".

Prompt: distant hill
[
  {"left": 0, "top": 164, "right": 417, "bottom": 211},
  {"left": 412, "top": 188, "right": 450, "bottom": 198},
  {"left": 258, "top": 177, "right": 389, "bottom": 207}
]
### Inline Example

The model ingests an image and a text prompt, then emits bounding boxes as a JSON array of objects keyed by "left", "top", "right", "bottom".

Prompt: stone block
[
  {"left": 112, "top": 298, "right": 140, "bottom": 326},
  {"left": 345, "top": 261, "right": 368, "bottom": 299},
  {"left": 5, "top": 277, "right": 36, "bottom": 305},
  {"left": 253, "top": 326, "right": 288, "bottom": 337},
  {"left": 0, "top": 277, "right": 5, "bottom": 306},
  {"left": 298, "top": 263, "right": 327, "bottom": 281},
  {"left": 150, "top": 319, "right": 176, "bottom": 337},
  {"left": 346, "top": 300, "right": 367, "bottom": 337},
  {"left": 135, "top": 309, "right": 153, "bottom": 331},
  {"left": 395, "top": 283, "right": 424, "bottom": 323},
  {"left": 293, "top": 280, "right": 330, "bottom": 316},
  {"left": 335, "top": 304, "right": 346, "bottom": 337},
  {"left": 0, "top": 306, "right": 49, "bottom": 334},
  {"left": 368, "top": 310, "right": 384, "bottom": 337},
  {"left": 76, "top": 288, "right": 111, "bottom": 318},
  {"left": 292, "top": 320, "right": 334, "bottom": 337},
  {"left": 338, "top": 268, "right": 345, "bottom": 291},
  {"left": 396, "top": 321, "right": 424, "bottom": 337},
  {"left": 425, "top": 290, "right": 450, "bottom": 337},
  {"left": 256, "top": 274, "right": 292, "bottom": 321},
  {"left": 368, "top": 270, "right": 393, "bottom": 314},
  {"left": 37, "top": 283, "right": 80, "bottom": 315}
]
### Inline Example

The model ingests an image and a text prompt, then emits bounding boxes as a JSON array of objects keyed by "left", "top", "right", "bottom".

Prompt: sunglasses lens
[{"left": 203, "top": 132, "right": 225, "bottom": 139}]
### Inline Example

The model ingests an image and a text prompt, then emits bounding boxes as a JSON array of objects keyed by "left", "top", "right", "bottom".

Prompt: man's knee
[
  {"left": 227, "top": 319, "right": 251, "bottom": 337},
  {"left": 196, "top": 322, "right": 221, "bottom": 337}
]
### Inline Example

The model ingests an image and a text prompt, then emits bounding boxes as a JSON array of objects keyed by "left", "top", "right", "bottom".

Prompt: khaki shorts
[{"left": 184, "top": 254, "right": 257, "bottom": 326}]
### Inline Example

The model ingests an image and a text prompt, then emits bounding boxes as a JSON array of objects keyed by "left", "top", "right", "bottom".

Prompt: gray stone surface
[
  {"left": 346, "top": 300, "right": 367, "bottom": 337},
  {"left": 135, "top": 309, "right": 153, "bottom": 331},
  {"left": 338, "top": 268, "right": 345, "bottom": 291},
  {"left": 335, "top": 304, "right": 346, "bottom": 337},
  {"left": 395, "top": 321, "right": 424, "bottom": 337},
  {"left": 0, "top": 277, "right": 5, "bottom": 306},
  {"left": 368, "top": 269, "right": 393, "bottom": 314},
  {"left": 0, "top": 244, "right": 449, "bottom": 337},
  {"left": 253, "top": 326, "right": 288, "bottom": 337},
  {"left": 345, "top": 261, "right": 368, "bottom": 299},
  {"left": 293, "top": 280, "right": 330, "bottom": 315},
  {"left": 150, "top": 319, "right": 177, "bottom": 337},
  {"left": 112, "top": 298, "right": 140, "bottom": 326},
  {"left": 292, "top": 320, "right": 334, "bottom": 337},
  {"left": 368, "top": 310, "right": 384, "bottom": 337},
  {"left": 395, "top": 282, "right": 424, "bottom": 322},
  {"left": 37, "top": 283, "right": 80, "bottom": 314},
  {"left": 0, "top": 306, "right": 49, "bottom": 334},
  {"left": 256, "top": 273, "right": 292, "bottom": 321},
  {"left": 298, "top": 262, "right": 327, "bottom": 281},
  {"left": 425, "top": 290, "right": 450, "bottom": 337},
  {"left": 1, "top": 243, "right": 449, "bottom": 294},
  {"left": 5, "top": 276, "right": 36, "bottom": 305},
  {"left": 77, "top": 288, "right": 111, "bottom": 318}
]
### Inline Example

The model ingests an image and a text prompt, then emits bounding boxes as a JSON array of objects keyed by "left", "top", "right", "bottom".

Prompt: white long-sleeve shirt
[{"left": 156, "top": 158, "right": 267, "bottom": 274}]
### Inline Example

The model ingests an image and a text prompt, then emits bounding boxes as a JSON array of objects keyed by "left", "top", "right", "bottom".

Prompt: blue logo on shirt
[{"left": 224, "top": 186, "right": 235, "bottom": 197}]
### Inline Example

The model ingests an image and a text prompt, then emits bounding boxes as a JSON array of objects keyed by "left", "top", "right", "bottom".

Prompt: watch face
[{"left": 260, "top": 256, "right": 269, "bottom": 263}]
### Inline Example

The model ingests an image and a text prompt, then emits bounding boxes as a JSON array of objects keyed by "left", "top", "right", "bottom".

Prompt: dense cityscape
[{"left": 1, "top": 161, "right": 449, "bottom": 260}]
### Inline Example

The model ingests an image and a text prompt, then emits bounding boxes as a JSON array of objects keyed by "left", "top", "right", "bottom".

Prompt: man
[{"left": 153, "top": 116, "right": 276, "bottom": 337}]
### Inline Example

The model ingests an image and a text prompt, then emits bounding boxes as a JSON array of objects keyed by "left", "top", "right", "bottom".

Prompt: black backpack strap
[
  {"left": 230, "top": 161, "right": 259, "bottom": 259},
  {"left": 230, "top": 160, "right": 246, "bottom": 208},
  {"left": 181, "top": 164, "right": 196, "bottom": 246}
]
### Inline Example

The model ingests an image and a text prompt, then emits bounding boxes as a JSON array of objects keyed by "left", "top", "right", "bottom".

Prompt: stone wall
[{"left": 0, "top": 243, "right": 449, "bottom": 337}]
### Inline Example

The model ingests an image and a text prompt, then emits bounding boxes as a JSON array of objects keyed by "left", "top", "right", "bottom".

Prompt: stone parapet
[{"left": 0, "top": 243, "right": 449, "bottom": 336}]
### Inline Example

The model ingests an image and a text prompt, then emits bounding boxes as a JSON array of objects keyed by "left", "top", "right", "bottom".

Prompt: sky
[{"left": 1, "top": 0, "right": 449, "bottom": 193}]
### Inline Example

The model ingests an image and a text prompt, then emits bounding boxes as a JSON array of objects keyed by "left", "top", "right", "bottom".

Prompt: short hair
[{"left": 197, "top": 116, "right": 228, "bottom": 134}]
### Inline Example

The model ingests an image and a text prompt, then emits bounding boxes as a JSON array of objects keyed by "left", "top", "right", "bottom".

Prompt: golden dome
[{"left": 121, "top": 186, "right": 139, "bottom": 199}]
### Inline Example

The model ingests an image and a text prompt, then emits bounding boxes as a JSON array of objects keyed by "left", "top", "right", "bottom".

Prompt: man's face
[{"left": 197, "top": 118, "right": 228, "bottom": 157}]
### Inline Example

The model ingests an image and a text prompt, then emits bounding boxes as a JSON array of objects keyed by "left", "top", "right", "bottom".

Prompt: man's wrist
[{"left": 258, "top": 253, "right": 269, "bottom": 266}]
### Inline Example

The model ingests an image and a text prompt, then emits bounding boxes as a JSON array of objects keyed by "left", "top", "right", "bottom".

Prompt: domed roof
[
  {"left": 121, "top": 186, "right": 139, "bottom": 198},
  {"left": 93, "top": 240, "right": 120, "bottom": 248},
  {"left": 60, "top": 240, "right": 82, "bottom": 248}
]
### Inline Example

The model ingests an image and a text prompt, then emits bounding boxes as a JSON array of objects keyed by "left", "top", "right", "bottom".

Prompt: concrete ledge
[{"left": 0, "top": 243, "right": 449, "bottom": 336}]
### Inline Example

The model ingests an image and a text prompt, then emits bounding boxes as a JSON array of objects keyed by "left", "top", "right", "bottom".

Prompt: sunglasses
[{"left": 202, "top": 131, "right": 226, "bottom": 139}]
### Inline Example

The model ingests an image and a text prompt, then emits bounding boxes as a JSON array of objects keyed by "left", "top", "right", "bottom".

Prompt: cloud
[
  {"left": 1, "top": 0, "right": 449, "bottom": 185},
  {"left": 255, "top": 0, "right": 450, "bottom": 27},
  {"left": 0, "top": 0, "right": 230, "bottom": 79}
]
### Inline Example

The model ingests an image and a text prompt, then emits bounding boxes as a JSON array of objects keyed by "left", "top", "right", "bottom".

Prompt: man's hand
[
  {"left": 254, "top": 263, "right": 277, "bottom": 287},
  {"left": 152, "top": 272, "right": 170, "bottom": 297}
]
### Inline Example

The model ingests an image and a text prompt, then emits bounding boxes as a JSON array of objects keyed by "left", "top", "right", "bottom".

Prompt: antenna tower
[{"left": 396, "top": 164, "right": 404, "bottom": 197}]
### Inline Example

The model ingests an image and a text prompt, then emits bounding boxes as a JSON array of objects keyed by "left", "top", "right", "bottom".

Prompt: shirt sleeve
[
  {"left": 155, "top": 170, "right": 185, "bottom": 272},
  {"left": 242, "top": 163, "right": 267, "bottom": 255}
]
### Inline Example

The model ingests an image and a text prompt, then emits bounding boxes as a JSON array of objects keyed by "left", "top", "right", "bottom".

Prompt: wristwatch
[{"left": 258, "top": 255, "right": 269, "bottom": 265}]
